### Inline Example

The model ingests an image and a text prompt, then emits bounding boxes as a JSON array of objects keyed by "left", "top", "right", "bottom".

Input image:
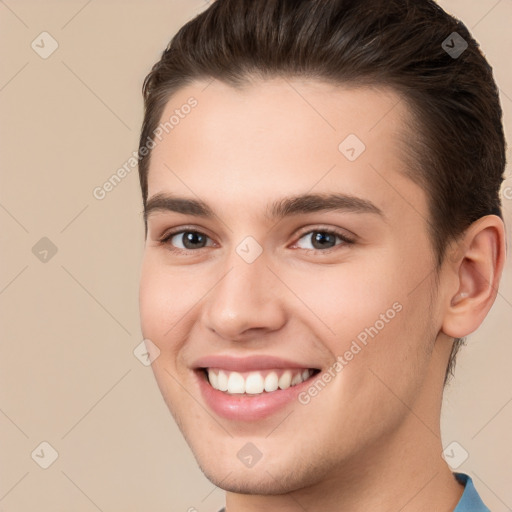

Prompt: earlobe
[{"left": 442, "top": 215, "right": 505, "bottom": 339}]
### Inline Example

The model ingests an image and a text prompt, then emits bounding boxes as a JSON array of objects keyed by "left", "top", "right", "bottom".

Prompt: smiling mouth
[{"left": 200, "top": 367, "right": 321, "bottom": 395}]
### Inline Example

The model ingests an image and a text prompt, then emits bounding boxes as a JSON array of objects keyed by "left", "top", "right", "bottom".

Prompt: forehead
[{"left": 146, "top": 78, "right": 427, "bottom": 224}]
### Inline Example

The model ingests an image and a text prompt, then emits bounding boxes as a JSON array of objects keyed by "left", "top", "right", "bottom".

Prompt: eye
[
  {"left": 294, "top": 229, "right": 354, "bottom": 251},
  {"left": 161, "top": 230, "right": 214, "bottom": 251}
]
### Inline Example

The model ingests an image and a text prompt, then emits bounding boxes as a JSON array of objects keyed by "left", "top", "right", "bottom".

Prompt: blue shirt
[
  {"left": 217, "top": 472, "right": 489, "bottom": 512},
  {"left": 453, "top": 473, "right": 490, "bottom": 511}
]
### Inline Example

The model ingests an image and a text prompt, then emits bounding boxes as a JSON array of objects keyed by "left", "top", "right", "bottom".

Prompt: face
[{"left": 139, "top": 78, "right": 448, "bottom": 494}]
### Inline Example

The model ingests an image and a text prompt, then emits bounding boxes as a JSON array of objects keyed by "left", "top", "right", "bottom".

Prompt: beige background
[{"left": 1, "top": 1, "right": 511, "bottom": 510}]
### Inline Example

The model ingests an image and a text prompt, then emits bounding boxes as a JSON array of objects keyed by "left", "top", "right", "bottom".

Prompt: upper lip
[{"left": 192, "top": 355, "right": 320, "bottom": 372}]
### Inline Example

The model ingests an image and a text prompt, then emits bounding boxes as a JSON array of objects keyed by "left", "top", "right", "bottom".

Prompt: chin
[
  {"left": 190, "top": 444, "right": 326, "bottom": 497},
  {"left": 197, "top": 463, "right": 304, "bottom": 495}
]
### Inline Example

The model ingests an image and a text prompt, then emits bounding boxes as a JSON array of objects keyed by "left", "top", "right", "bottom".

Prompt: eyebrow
[{"left": 144, "top": 192, "right": 384, "bottom": 223}]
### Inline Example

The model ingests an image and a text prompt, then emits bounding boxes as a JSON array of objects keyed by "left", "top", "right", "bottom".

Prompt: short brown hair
[{"left": 138, "top": 0, "right": 507, "bottom": 383}]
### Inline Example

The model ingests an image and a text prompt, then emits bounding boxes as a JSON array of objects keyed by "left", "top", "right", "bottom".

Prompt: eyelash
[{"left": 158, "top": 226, "right": 355, "bottom": 255}]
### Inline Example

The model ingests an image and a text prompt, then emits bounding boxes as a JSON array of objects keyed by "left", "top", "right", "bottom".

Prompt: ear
[{"left": 442, "top": 215, "right": 506, "bottom": 338}]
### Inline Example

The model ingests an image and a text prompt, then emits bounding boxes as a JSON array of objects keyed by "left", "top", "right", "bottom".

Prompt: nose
[{"left": 201, "top": 253, "right": 287, "bottom": 341}]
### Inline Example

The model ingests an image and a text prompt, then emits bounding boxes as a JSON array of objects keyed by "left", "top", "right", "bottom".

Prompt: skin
[{"left": 139, "top": 78, "right": 505, "bottom": 511}]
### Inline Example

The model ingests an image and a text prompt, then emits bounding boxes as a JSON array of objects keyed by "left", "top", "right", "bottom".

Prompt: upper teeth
[{"left": 207, "top": 369, "right": 313, "bottom": 395}]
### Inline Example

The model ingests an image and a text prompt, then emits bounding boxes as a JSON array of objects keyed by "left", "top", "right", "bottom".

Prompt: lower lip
[{"left": 196, "top": 370, "right": 316, "bottom": 421}]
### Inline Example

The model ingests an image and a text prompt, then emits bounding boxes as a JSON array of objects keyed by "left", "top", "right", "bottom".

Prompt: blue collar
[{"left": 453, "top": 473, "right": 490, "bottom": 511}]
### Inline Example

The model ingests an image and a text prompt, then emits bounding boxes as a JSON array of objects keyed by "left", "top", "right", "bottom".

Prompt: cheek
[
  {"left": 139, "top": 255, "right": 195, "bottom": 407},
  {"left": 139, "top": 253, "right": 201, "bottom": 342},
  {"left": 282, "top": 257, "right": 432, "bottom": 385},
  {"left": 139, "top": 262, "right": 170, "bottom": 341},
  {"left": 279, "top": 260, "right": 404, "bottom": 344}
]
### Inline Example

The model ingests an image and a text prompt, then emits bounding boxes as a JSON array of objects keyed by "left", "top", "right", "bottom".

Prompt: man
[{"left": 138, "top": 0, "right": 507, "bottom": 510}]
